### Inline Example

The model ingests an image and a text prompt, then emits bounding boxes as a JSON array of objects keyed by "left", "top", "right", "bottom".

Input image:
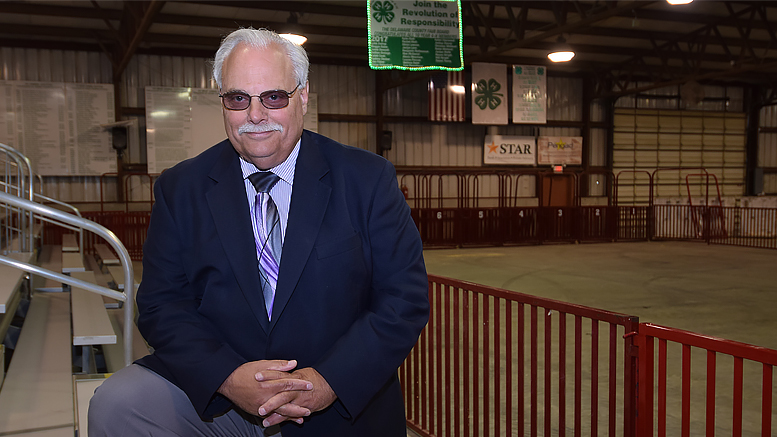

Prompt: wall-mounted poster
[
  {"left": 471, "top": 63, "right": 508, "bottom": 125},
  {"left": 146, "top": 87, "right": 319, "bottom": 174},
  {"left": 483, "top": 135, "right": 535, "bottom": 165},
  {"left": 512, "top": 65, "right": 547, "bottom": 124},
  {"left": 368, "top": 0, "right": 463, "bottom": 70},
  {"left": 0, "top": 80, "right": 115, "bottom": 175},
  {"left": 537, "top": 136, "right": 583, "bottom": 165}
]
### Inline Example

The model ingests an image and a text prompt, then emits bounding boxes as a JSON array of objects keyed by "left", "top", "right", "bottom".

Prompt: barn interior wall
[{"left": 1, "top": 48, "right": 774, "bottom": 206}]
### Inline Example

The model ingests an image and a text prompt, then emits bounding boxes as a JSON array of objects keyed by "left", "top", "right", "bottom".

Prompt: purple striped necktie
[{"left": 249, "top": 171, "right": 282, "bottom": 319}]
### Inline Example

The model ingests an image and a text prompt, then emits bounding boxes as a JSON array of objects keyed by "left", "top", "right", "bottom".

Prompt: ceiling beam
[
  {"left": 113, "top": 0, "right": 166, "bottom": 80},
  {"left": 465, "top": 1, "right": 658, "bottom": 64}
]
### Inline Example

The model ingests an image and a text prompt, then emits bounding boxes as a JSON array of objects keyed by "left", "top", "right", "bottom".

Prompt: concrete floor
[{"left": 422, "top": 241, "right": 777, "bottom": 350}]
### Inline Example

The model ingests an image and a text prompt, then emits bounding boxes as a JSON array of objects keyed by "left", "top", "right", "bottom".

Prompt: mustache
[{"left": 238, "top": 122, "right": 284, "bottom": 134}]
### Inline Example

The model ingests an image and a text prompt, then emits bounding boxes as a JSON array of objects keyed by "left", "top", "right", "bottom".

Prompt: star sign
[{"left": 488, "top": 141, "right": 498, "bottom": 154}]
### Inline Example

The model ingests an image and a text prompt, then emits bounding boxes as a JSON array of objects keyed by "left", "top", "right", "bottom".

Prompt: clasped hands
[{"left": 217, "top": 360, "right": 336, "bottom": 427}]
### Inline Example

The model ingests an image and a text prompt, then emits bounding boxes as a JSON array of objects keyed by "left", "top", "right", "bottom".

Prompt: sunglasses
[{"left": 219, "top": 83, "right": 301, "bottom": 111}]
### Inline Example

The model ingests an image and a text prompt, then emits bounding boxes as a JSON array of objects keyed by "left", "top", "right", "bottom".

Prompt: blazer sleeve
[
  {"left": 313, "top": 159, "right": 429, "bottom": 420},
  {"left": 135, "top": 174, "right": 247, "bottom": 417}
]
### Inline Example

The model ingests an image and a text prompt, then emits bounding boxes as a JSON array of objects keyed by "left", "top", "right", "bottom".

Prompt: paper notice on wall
[
  {"left": 537, "top": 136, "right": 583, "bottom": 165},
  {"left": 0, "top": 80, "right": 116, "bottom": 175},
  {"left": 146, "top": 87, "right": 321, "bottom": 174},
  {"left": 66, "top": 83, "right": 115, "bottom": 175},
  {"left": 191, "top": 88, "right": 227, "bottom": 159},
  {"left": 146, "top": 87, "right": 194, "bottom": 174},
  {"left": 512, "top": 65, "right": 547, "bottom": 124},
  {"left": 15, "top": 82, "right": 69, "bottom": 175}
]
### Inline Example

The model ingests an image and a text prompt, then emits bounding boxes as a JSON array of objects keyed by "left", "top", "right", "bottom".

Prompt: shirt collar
[{"left": 240, "top": 138, "right": 300, "bottom": 186}]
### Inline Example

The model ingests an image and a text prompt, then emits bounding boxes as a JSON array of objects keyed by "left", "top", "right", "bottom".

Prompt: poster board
[
  {"left": 536, "top": 136, "right": 583, "bottom": 165},
  {"left": 512, "top": 65, "right": 547, "bottom": 124},
  {"left": 368, "top": 0, "right": 463, "bottom": 70},
  {"left": 483, "top": 135, "right": 535, "bottom": 165},
  {"left": 0, "top": 80, "right": 116, "bottom": 175},
  {"left": 145, "top": 87, "right": 319, "bottom": 174}
]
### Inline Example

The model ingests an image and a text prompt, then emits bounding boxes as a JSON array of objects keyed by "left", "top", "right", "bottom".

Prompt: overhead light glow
[
  {"left": 548, "top": 50, "right": 575, "bottom": 63},
  {"left": 666, "top": 0, "right": 693, "bottom": 4},
  {"left": 279, "top": 33, "right": 307, "bottom": 45},
  {"left": 449, "top": 85, "right": 466, "bottom": 94}
]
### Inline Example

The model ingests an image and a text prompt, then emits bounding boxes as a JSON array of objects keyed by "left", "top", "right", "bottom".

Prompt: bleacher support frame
[{"left": 0, "top": 191, "right": 135, "bottom": 367}]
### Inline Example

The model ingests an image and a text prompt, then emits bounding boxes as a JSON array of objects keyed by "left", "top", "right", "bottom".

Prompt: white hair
[{"left": 212, "top": 28, "right": 309, "bottom": 89}]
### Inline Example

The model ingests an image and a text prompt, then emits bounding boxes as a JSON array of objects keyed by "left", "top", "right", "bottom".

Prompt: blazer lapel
[
  {"left": 270, "top": 132, "right": 330, "bottom": 327},
  {"left": 205, "top": 142, "right": 271, "bottom": 333}
]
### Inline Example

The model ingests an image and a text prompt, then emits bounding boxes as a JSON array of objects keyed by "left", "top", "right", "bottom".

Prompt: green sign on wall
[{"left": 368, "top": 0, "right": 463, "bottom": 71}]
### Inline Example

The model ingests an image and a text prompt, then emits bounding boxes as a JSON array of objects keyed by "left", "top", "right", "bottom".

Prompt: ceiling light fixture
[
  {"left": 279, "top": 12, "right": 307, "bottom": 45},
  {"left": 666, "top": 0, "right": 693, "bottom": 5},
  {"left": 548, "top": 36, "right": 575, "bottom": 63}
]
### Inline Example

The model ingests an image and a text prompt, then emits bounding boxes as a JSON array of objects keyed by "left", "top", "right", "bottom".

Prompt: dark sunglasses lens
[
  {"left": 223, "top": 92, "right": 251, "bottom": 110},
  {"left": 260, "top": 91, "right": 290, "bottom": 109}
]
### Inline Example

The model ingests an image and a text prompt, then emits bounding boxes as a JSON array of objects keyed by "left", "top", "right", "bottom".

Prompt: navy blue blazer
[{"left": 135, "top": 131, "right": 429, "bottom": 436}]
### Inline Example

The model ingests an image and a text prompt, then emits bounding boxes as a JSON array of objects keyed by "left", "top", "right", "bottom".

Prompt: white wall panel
[
  {"left": 311, "top": 65, "right": 374, "bottom": 116},
  {"left": 591, "top": 100, "right": 607, "bottom": 123},
  {"left": 383, "top": 79, "right": 427, "bottom": 117},
  {"left": 760, "top": 105, "right": 777, "bottom": 168},
  {"left": 590, "top": 128, "right": 607, "bottom": 167},
  {"left": 0, "top": 48, "right": 110, "bottom": 83},
  {"left": 317, "top": 122, "right": 374, "bottom": 152},
  {"left": 547, "top": 77, "right": 582, "bottom": 122}
]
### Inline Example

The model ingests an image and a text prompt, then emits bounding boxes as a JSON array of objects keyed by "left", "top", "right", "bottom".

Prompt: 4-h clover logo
[
  {"left": 474, "top": 78, "right": 503, "bottom": 110},
  {"left": 372, "top": 1, "right": 395, "bottom": 23}
]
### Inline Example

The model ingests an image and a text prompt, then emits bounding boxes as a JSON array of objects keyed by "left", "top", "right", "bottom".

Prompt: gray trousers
[{"left": 88, "top": 364, "right": 281, "bottom": 437}]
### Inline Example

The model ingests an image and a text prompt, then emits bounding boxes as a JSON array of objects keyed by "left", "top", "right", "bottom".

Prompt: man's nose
[{"left": 246, "top": 98, "right": 268, "bottom": 123}]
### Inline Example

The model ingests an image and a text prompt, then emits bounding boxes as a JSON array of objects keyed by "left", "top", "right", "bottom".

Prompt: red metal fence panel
[
  {"left": 42, "top": 210, "right": 151, "bottom": 261},
  {"left": 636, "top": 323, "right": 777, "bottom": 437},
  {"left": 404, "top": 277, "right": 777, "bottom": 437},
  {"left": 403, "top": 275, "right": 640, "bottom": 437}
]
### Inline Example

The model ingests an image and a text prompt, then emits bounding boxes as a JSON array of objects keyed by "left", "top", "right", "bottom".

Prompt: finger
[
  {"left": 254, "top": 370, "right": 293, "bottom": 382},
  {"left": 261, "top": 412, "right": 305, "bottom": 427},
  {"left": 265, "top": 359, "right": 297, "bottom": 372},
  {"left": 273, "top": 403, "right": 311, "bottom": 419},
  {"left": 262, "top": 378, "right": 313, "bottom": 392},
  {"left": 258, "top": 391, "right": 296, "bottom": 416},
  {"left": 261, "top": 412, "right": 286, "bottom": 427}
]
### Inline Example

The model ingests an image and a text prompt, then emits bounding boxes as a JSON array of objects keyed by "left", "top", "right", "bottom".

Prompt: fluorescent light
[
  {"left": 667, "top": 0, "right": 692, "bottom": 4},
  {"left": 279, "top": 33, "right": 307, "bottom": 45},
  {"left": 548, "top": 50, "right": 575, "bottom": 63}
]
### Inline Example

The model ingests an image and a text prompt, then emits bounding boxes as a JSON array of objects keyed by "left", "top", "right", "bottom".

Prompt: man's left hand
[{"left": 258, "top": 367, "right": 337, "bottom": 427}]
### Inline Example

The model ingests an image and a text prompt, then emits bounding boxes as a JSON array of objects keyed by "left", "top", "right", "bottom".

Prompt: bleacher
[{"left": 0, "top": 144, "right": 147, "bottom": 436}]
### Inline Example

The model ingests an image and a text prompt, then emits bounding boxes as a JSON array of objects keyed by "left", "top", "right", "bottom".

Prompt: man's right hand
[{"left": 217, "top": 360, "right": 313, "bottom": 422}]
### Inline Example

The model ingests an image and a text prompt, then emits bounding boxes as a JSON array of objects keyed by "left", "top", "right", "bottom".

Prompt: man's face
[{"left": 221, "top": 43, "right": 308, "bottom": 170}]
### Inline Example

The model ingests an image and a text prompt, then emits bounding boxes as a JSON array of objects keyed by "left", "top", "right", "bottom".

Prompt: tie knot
[{"left": 249, "top": 171, "right": 280, "bottom": 193}]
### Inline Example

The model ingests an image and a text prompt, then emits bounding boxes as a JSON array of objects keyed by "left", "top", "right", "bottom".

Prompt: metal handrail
[
  {"left": 0, "top": 180, "right": 85, "bottom": 255},
  {"left": 34, "top": 191, "right": 84, "bottom": 255},
  {"left": 0, "top": 191, "right": 135, "bottom": 367},
  {"left": 0, "top": 143, "right": 35, "bottom": 251}
]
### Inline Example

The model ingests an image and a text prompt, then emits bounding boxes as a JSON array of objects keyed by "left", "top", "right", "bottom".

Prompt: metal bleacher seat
[{"left": 0, "top": 292, "right": 74, "bottom": 436}]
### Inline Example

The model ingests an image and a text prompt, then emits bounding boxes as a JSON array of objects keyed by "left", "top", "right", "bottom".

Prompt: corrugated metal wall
[
  {"left": 759, "top": 104, "right": 777, "bottom": 194},
  {"left": 1, "top": 47, "right": 770, "bottom": 204}
]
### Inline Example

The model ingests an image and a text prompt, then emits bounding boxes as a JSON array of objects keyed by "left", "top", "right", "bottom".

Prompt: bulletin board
[
  {"left": 145, "top": 87, "right": 319, "bottom": 174},
  {"left": 0, "top": 80, "right": 116, "bottom": 175}
]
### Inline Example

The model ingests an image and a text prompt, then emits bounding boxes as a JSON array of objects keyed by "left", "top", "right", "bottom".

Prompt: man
[{"left": 88, "top": 28, "right": 429, "bottom": 436}]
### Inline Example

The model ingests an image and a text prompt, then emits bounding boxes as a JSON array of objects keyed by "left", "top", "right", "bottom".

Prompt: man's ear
[{"left": 300, "top": 81, "right": 310, "bottom": 115}]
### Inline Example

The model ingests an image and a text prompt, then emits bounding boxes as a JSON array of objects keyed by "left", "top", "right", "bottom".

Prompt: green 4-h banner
[{"left": 471, "top": 63, "right": 508, "bottom": 125}]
